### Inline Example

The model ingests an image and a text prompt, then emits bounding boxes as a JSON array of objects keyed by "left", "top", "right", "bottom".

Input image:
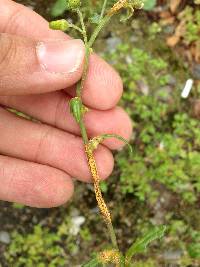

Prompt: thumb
[{"left": 0, "top": 33, "right": 85, "bottom": 95}]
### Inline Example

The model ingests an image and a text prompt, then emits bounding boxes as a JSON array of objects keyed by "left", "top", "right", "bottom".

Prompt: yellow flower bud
[{"left": 49, "top": 19, "right": 69, "bottom": 32}]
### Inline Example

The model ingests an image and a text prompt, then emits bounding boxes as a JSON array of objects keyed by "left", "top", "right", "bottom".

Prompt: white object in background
[
  {"left": 69, "top": 216, "right": 85, "bottom": 236},
  {"left": 181, "top": 79, "right": 194, "bottom": 99}
]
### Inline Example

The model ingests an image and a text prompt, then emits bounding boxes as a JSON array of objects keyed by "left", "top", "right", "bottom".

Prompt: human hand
[{"left": 0, "top": 0, "right": 132, "bottom": 208}]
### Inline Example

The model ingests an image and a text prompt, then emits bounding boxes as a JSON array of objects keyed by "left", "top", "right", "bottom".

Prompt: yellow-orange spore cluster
[
  {"left": 85, "top": 144, "right": 111, "bottom": 224},
  {"left": 108, "top": 0, "right": 128, "bottom": 15},
  {"left": 98, "top": 249, "right": 121, "bottom": 266}
]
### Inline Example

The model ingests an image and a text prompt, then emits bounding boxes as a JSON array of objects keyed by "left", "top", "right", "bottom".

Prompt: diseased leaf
[
  {"left": 126, "top": 225, "right": 167, "bottom": 261},
  {"left": 88, "top": 134, "right": 133, "bottom": 154},
  {"left": 120, "top": 5, "right": 134, "bottom": 22},
  {"left": 50, "top": 0, "right": 67, "bottom": 17}
]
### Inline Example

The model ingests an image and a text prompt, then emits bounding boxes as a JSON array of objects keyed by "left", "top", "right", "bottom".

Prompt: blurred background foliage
[{"left": 0, "top": 0, "right": 200, "bottom": 266}]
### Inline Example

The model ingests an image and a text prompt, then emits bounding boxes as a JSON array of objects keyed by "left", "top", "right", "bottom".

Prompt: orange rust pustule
[
  {"left": 108, "top": 0, "right": 128, "bottom": 15},
  {"left": 85, "top": 144, "right": 111, "bottom": 224},
  {"left": 98, "top": 249, "right": 121, "bottom": 265}
]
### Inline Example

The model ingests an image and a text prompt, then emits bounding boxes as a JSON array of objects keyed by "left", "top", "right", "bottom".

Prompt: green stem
[
  {"left": 100, "top": 0, "right": 108, "bottom": 19},
  {"left": 107, "top": 223, "right": 118, "bottom": 250},
  {"left": 79, "top": 119, "right": 88, "bottom": 144},
  {"left": 76, "top": 9, "right": 88, "bottom": 44},
  {"left": 68, "top": 23, "right": 83, "bottom": 34},
  {"left": 88, "top": 15, "right": 111, "bottom": 48},
  {"left": 76, "top": 45, "right": 90, "bottom": 98}
]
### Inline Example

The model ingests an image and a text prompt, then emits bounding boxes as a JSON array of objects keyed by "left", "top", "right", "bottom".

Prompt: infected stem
[{"left": 75, "top": 7, "right": 118, "bottom": 250}]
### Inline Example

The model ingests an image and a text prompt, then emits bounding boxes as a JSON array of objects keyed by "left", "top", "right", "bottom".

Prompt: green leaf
[
  {"left": 100, "top": 134, "right": 133, "bottom": 153},
  {"left": 50, "top": 0, "right": 67, "bottom": 17},
  {"left": 188, "top": 243, "right": 200, "bottom": 259},
  {"left": 143, "top": 0, "right": 156, "bottom": 11},
  {"left": 126, "top": 225, "right": 167, "bottom": 261},
  {"left": 88, "top": 134, "right": 133, "bottom": 154},
  {"left": 82, "top": 258, "right": 100, "bottom": 267}
]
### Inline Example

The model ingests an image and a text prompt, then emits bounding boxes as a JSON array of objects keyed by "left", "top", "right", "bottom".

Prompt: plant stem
[
  {"left": 68, "top": 23, "right": 83, "bottom": 34},
  {"left": 107, "top": 223, "right": 118, "bottom": 250},
  {"left": 75, "top": 10, "right": 119, "bottom": 251},
  {"left": 88, "top": 15, "right": 111, "bottom": 48},
  {"left": 79, "top": 119, "right": 88, "bottom": 144},
  {"left": 76, "top": 45, "right": 90, "bottom": 98},
  {"left": 76, "top": 9, "right": 88, "bottom": 44},
  {"left": 100, "top": 0, "right": 108, "bottom": 19}
]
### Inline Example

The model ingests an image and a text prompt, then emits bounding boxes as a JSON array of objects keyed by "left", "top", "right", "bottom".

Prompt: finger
[
  {"left": 66, "top": 54, "right": 123, "bottom": 110},
  {"left": 0, "top": 92, "right": 132, "bottom": 150},
  {"left": 0, "top": 33, "right": 85, "bottom": 95},
  {"left": 0, "top": 155, "right": 74, "bottom": 208},
  {"left": 0, "top": 108, "right": 114, "bottom": 182},
  {"left": 0, "top": 0, "right": 123, "bottom": 110}
]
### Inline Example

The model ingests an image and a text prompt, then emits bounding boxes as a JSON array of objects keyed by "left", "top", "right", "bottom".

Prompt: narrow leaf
[
  {"left": 126, "top": 225, "right": 167, "bottom": 261},
  {"left": 120, "top": 5, "right": 134, "bottom": 22},
  {"left": 100, "top": 134, "right": 133, "bottom": 153},
  {"left": 82, "top": 258, "right": 100, "bottom": 267}
]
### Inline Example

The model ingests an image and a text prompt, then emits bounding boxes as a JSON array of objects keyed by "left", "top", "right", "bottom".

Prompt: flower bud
[
  {"left": 70, "top": 97, "right": 82, "bottom": 123},
  {"left": 49, "top": 19, "right": 69, "bottom": 31},
  {"left": 66, "top": 0, "right": 81, "bottom": 10}
]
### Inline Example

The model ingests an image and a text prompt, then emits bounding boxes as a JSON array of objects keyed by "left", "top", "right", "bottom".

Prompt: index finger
[{"left": 1, "top": 0, "right": 123, "bottom": 110}]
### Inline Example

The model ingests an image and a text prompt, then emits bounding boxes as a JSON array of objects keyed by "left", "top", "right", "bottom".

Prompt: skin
[{"left": 0, "top": 0, "right": 132, "bottom": 208}]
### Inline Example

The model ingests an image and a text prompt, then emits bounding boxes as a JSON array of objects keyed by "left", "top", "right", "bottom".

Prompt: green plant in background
[
  {"left": 143, "top": 0, "right": 156, "bottom": 11},
  {"left": 5, "top": 225, "right": 67, "bottom": 267},
  {"left": 49, "top": 0, "right": 166, "bottom": 266},
  {"left": 50, "top": 0, "right": 115, "bottom": 18},
  {"left": 178, "top": 6, "right": 200, "bottom": 45},
  {"left": 100, "top": 22, "right": 200, "bottom": 264},
  {"left": 103, "top": 41, "right": 200, "bottom": 205},
  {"left": 5, "top": 216, "right": 81, "bottom": 267},
  {"left": 50, "top": 0, "right": 67, "bottom": 17}
]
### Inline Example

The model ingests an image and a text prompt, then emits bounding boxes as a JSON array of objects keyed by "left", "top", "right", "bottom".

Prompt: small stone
[
  {"left": 192, "top": 64, "right": 200, "bottom": 80},
  {"left": 69, "top": 216, "right": 85, "bottom": 236},
  {"left": 0, "top": 231, "right": 10, "bottom": 244},
  {"left": 106, "top": 37, "right": 121, "bottom": 52},
  {"left": 137, "top": 80, "right": 149, "bottom": 95},
  {"left": 163, "top": 250, "right": 182, "bottom": 261},
  {"left": 193, "top": 99, "right": 200, "bottom": 119},
  {"left": 168, "top": 75, "right": 177, "bottom": 86}
]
